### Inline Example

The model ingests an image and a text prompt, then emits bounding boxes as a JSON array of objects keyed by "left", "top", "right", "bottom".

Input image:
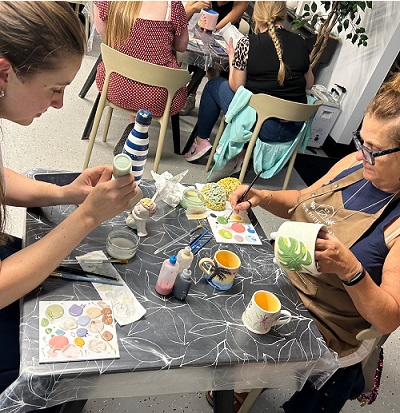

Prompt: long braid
[{"left": 266, "top": 20, "right": 286, "bottom": 86}]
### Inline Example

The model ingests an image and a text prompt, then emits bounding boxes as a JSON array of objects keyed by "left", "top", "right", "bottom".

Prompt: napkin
[{"left": 77, "top": 251, "right": 146, "bottom": 326}]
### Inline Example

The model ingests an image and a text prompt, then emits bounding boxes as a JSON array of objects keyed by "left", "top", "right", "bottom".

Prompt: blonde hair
[
  {"left": 252, "top": 1, "right": 287, "bottom": 86},
  {"left": 366, "top": 71, "right": 400, "bottom": 145},
  {"left": 105, "top": 1, "right": 143, "bottom": 48}
]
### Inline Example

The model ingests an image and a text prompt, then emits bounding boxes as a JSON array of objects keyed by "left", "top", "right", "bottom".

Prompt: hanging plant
[{"left": 291, "top": 1, "right": 373, "bottom": 69}]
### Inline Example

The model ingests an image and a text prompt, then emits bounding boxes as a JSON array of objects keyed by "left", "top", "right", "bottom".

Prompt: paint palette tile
[
  {"left": 39, "top": 300, "right": 119, "bottom": 363},
  {"left": 207, "top": 211, "right": 262, "bottom": 245}
]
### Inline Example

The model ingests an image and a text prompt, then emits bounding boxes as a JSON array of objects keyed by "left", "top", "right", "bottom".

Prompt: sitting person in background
[
  {"left": 229, "top": 71, "right": 400, "bottom": 413},
  {"left": 93, "top": 1, "right": 189, "bottom": 154},
  {"left": 0, "top": 1, "right": 137, "bottom": 408},
  {"left": 180, "top": 1, "right": 248, "bottom": 115},
  {"left": 184, "top": 1, "right": 314, "bottom": 166}
]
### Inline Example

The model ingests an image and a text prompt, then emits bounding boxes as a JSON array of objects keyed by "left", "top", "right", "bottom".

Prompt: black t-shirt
[
  {"left": 244, "top": 29, "right": 310, "bottom": 103},
  {"left": 212, "top": 1, "right": 240, "bottom": 27}
]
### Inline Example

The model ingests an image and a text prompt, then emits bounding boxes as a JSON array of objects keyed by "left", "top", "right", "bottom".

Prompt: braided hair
[{"left": 253, "top": 2, "right": 287, "bottom": 87}]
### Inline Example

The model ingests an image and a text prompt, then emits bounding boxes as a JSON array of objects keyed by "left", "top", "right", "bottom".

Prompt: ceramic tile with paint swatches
[{"left": 207, "top": 210, "right": 262, "bottom": 245}]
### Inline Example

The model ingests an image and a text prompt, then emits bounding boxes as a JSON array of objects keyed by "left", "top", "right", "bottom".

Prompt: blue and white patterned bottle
[{"left": 122, "top": 109, "right": 152, "bottom": 184}]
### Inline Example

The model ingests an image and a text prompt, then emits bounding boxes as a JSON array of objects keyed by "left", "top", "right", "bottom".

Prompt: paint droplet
[
  {"left": 49, "top": 335, "right": 69, "bottom": 350},
  {"left": 74, "top": 337, "right": 85, "bottom": 347},
  {"left": 85, "top": 307, "right": 101, "bottom": 318},
  {"left": 41, "top": 318, "right": 49, "bottom": 327},
  {"left": 247, "top": 225, "right": 255, "bottom": 233},
  {"left": 77, "top": 315, "right": 91, "bottom": 326},
  {"left": 234, "top": 235, "right": 244, "bottom": 242},
  {"left": 69, "top": 304, "right": 83, "bottom": 316},
  {"left": 230, "top": 214, "right": 242, "bottom": 222},
  {"left": 76, "top": 328, "right": 88, "bottom": 337},
  {"left": 45, "top": 304, "right": 64, "bottom": 320},
  {"left": 45, "top": 328, "right": 52, "bottom": 334},
  {"left": 246, "top": 235, "right": 258, "bottom": 243},
  {"left": 219, "top": 229, "right": 233, "bottom": 239},
  {"left": 231, "top": 223, "right": 245, "bottom": 233},
  {"left": 217, "top": 216, "right": 228, "bottom": 224}
]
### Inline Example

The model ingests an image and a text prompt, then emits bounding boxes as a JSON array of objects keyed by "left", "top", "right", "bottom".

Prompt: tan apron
[{"left": 287, "top": 168, "right": 400, "bottom": 357}]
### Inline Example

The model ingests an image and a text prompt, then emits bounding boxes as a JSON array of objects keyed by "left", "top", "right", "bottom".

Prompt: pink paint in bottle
[{"left": 155, "top": 255, "right": 179, "bottom": 295}]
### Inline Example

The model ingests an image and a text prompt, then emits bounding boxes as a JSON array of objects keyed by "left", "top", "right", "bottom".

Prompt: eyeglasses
[{"left": 352, "top": 131, "right": 400, "bottom": 165}]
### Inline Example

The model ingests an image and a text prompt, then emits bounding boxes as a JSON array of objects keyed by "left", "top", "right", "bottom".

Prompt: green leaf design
[{"left": 276, "top": 236, "right": 313, "bottom": 272}]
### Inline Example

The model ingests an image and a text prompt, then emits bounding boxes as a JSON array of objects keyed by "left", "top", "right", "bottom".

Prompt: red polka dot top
[{"left": 95, "top": 1, "right": 188, "bottom": 117}]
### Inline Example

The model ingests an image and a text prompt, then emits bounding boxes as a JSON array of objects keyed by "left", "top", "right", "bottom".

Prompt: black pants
[
  {"left": 282, "top": 362, "right": 365, "bottom": 413},
  {"left": 0, "top": 236, "right": 61, "bottom": 413}
]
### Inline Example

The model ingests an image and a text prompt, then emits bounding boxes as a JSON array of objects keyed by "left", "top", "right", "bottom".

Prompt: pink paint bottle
[{"left": 155, "top": 255, "right": 179, "bottom": 296}]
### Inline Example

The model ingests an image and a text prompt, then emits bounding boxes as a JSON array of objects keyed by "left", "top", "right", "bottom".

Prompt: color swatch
[
  {"left": 39, "top": 300, "right": 119, "bottom": 363},
  {"left": 207, "top": 211, "right": 262, "bottom": 245}
]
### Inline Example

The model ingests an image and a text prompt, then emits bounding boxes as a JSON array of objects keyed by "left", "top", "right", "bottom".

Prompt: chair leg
[
  {"left": 102, "top": 106, "right": 113, "bottom": 142},
  {"left": 237, "top": 389, "right": 263, "bottom": 413},
  {"left": 282, "top": 140, "right": 302, "bottom": 190},
  {"left": 83, "top": 95, "right": 107, "bottom": 169},
  {"left": 205, "top": 116, "right": 226, "bottom": 173},
  {"left": 81, "top": 93, "right": 100, "bottom": 140},
  {"left": 171, "top": 113, "right": 181, "bottom": 154},
  {"left": 239, "top": 124, "right": 263, "bottom": 183},
  {"left": 153, "top": 118, "right": 169, "bottom": 173}
]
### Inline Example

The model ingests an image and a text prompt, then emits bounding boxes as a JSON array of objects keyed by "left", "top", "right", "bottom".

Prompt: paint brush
[
  {"left": 191, "top": 235, "right": 213, "bottom": 255},
  {"left": 227, "top": 171, "right": 262, "bottom": 220},
  {"left": 61, "top": 258, "right": 128, "bottom": 265},
  {"left": 50, "top": 272, "right": 123, "bottom": 286},
  {"left": 190, "top": 229, "right": 210, "bottom": 251},
  {"left": 56, "top": 265, "right": 118, "bottom": 281},
  {"left": 154, "top": 224, "right": 202, "bottom": 255}
]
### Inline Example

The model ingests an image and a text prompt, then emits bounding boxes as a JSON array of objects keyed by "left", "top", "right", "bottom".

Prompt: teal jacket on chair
[{"left": 208, "top": 86, "right": 316, "bottom": 180}]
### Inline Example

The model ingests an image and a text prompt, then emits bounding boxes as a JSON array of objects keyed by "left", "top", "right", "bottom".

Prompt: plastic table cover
[
  {"left": 177, "top": 13, "right": 229, "bottom": 73},
  {"left": 0, "top": 170, "right": 339, "bottom": 412}
]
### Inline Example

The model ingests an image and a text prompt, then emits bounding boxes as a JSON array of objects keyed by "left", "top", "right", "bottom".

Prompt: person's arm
[
  {"left": 173, "top": 26, "right": 189, "bottom": 52},
  {"left": 185, "top": 1, "right": 211, "bottom": 20},
  {"left": 228, "top": 36, "right": 247, "bottom": 92},
  {"left": 304, "top": 66, "right": 314, "bottom": 90},
  {"left": 215, "top": 1, "right": 248, "bottom": 30},
  {"left": 229, "top": 152, "right": 360, "bottom": 218},
  {"left": 0, "top": 166, "right": 138, "bottom": 309},
  {"left": 93, "top": 3, "right": 107, "bottom": 35},
  {"left": 314, "top": 230, "right": 400, "bottom": 334},
  {"left": 4, "top": 165, "right": 119, "bottom": 207}
]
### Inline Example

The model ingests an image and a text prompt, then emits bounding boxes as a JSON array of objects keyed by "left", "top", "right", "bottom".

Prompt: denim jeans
[
  {"left": 197, "top": 76, "right": 303, "bottom": 143},
  {"left": 282, "top": 362, "right": 365, "bottom": 413}
]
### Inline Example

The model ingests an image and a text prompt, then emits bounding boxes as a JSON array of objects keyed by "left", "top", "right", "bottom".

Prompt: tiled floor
[{"left": 2, "top": 36, "right": 399, "bottom": 413}]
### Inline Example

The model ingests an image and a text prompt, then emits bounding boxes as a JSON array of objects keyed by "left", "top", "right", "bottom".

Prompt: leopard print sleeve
[{"left": 232, "top": 36, "right": 250, "bottom": 71}]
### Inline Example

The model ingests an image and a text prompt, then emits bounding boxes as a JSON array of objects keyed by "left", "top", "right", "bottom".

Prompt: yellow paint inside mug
[
  {"left": 254, "top": 291, "right": 280, "bottom": 313},
  {"left": 215, "top": 250, "right": 241, "bottom": 269}
]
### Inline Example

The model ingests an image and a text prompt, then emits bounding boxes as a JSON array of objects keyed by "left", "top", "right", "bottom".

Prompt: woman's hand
[
  {"left": 314, "top": 231, "right": 360, "bottom": 280},
  {"left": 62, "top": 165, "right": 115, "bottom": 205},
  {"left": 78, "top": 167, "right": 137, "bottom": 226},
  {"left": 229, "top": 185, "right": 262, "bottom": 212}
]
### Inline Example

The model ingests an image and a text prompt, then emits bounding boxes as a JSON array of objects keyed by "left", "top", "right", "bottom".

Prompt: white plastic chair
[
  {"left": 83, "top": 43, "right": 191, "bottom": 172},
  {"left": 205, "top": 93, "right": 322, "bottom": 189}
]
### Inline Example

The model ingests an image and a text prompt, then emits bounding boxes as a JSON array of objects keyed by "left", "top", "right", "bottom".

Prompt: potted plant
[{"left": 292, "top": 1, "right": 373, "bottom": 69}]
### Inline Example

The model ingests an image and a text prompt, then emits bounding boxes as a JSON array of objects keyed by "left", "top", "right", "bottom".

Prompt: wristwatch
[{"left": 341, "top": 266, "right": 366, "bottom": 286}]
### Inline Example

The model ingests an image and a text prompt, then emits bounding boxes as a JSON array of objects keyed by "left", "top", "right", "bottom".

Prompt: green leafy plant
[
  {"left": 276, "top": 236, "right": 313, "bottom": 272},
  {"left": 291, "top": 1, "right": 373, "bottom": 69}
]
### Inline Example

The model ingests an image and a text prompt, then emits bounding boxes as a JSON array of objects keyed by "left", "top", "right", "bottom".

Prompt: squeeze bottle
[
  {"left": 112, "top": 153, "right": 143, "bottom": 208},
  {"left": 172, "top": 268, "right": 193, "bottom": 301},
  {"left": 155, "top": 255, "right": 179, "bottom": 295},
  {"left": 121, "top": 109, "right": 152, "bottom": 184},
  {"left": 176, "top": 246, "right": 194, "bottom": 273}
]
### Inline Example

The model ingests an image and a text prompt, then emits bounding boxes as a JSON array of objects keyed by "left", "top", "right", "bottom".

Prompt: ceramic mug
[
  {"left": 198, "top": 8, "right": 219, "bottom": 32},
  {"left": 199, "top": 249, "right": 241, "bottom": 290},
  {"left": 242, "top": 290, "right": 292, "bottom": 334},
  {"left": 271, "top": 221, "right": 328, "bottom": 275}
]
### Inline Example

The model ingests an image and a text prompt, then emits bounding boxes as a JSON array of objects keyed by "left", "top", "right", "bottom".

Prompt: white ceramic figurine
[{"left": 126, "top": 198, "right": 157, "bottom": 237}]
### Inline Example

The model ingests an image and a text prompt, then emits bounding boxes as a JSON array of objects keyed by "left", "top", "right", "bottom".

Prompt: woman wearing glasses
[{"left": 229, "top": 71, "right": 400, "bottom": 413}]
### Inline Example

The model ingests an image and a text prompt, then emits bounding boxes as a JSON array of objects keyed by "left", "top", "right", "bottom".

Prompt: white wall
[{"left": 315, "top": 1, "right": 400, "bottom": 145}]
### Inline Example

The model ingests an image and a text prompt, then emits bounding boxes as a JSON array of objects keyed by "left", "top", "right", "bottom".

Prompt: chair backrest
[
  {"left": 249, "top": 93, "right": 321, "bottom": 125},
  {"left": 101, "top": 43, "right": 191, "bottom": 104}
]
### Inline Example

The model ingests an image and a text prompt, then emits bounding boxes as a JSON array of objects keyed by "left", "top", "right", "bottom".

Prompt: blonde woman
[
  {"left": 93, "top": 1, "right": 189, "bottom": 152},
  {"left": 185, "top": 1, "right": 314, "bottom": 165}
]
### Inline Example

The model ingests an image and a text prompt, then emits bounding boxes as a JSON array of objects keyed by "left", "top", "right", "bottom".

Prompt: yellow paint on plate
[
  {"left": 219, "top": 229, "right": 233, "bottom": 239},
  {"left": 230, "top": 214, "right": 243, "bottom": 222}
]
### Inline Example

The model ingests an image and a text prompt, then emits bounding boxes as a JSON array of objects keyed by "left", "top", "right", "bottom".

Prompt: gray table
[{"left": 0, "top": 170, "right": 339, "bottom": 413}]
